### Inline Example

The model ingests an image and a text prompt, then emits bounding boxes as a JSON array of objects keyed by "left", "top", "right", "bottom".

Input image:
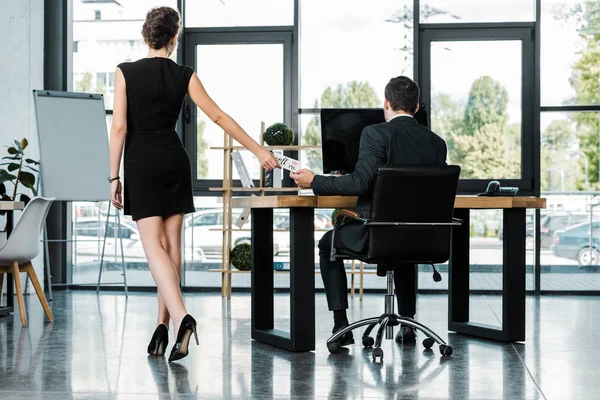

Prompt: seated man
[{"left": 290, "top": 76, "right": 447, "bottom": 346}]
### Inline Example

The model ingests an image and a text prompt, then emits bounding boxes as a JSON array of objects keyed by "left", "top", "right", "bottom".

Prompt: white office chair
[{"left": 0, "top": 197, "right": 55, "bottom": 326}]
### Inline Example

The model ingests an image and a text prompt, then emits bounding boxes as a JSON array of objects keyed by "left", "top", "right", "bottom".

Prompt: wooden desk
[
  {"left": 233, "top": 195, "right": 546, "bottom": 351},
  {"left": 0, "top": 201, "right": 26, "bottom": 317}
]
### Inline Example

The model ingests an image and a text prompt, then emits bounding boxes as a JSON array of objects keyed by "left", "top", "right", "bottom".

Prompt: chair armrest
[
  {"left": 331, "top": 210, "right": 366, "bottom": 261},
  {"left": 333, "top": 210, "right": 367, "bottom": 229},
  {"left": 337, "top": 209, "right": 361, "bottom": 220}
]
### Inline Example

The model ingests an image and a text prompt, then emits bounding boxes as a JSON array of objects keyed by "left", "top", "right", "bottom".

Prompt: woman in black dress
[{"left": 108, "top": 7, "right": 278, "bottom": 362}]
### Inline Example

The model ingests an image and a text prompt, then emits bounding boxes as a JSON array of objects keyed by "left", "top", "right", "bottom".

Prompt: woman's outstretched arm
[{"left": 187, "top": 72, "right": 279, "bottom": 170}]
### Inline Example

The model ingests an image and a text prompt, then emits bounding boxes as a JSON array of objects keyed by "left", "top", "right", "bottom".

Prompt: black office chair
[{"left": 326, "top": 165, "right": 461, "bottom": 361}]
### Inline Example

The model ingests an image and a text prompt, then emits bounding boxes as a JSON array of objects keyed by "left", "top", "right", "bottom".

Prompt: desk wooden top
[
  {"left": 0, "top": 201, "right": 25, "bottom": 211},
  {"left": 232, "top": 195, "right": 546, "bottom": 210}
]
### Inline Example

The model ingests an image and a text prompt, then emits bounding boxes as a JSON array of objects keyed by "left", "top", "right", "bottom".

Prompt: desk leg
[
  {"left": 1, "top": 210, "right": 14, "bottom": 316},
  {"left": 251, "top": 208, "right": 274, "bottom": 333},
  {"left": 250, "top": 207, "right": 315, "bottom": 352},
  {"left": 502, "top": 208, "right": 526, "bottom": 341},
  {"left": 289, "top": 207, "right": 315, "bottom": 352},
  {"left": 448, "top": 208, "right": 470, "bottom": 325},
  {"left": 449, "top": 208, "right": 526, "bottom": 342}
]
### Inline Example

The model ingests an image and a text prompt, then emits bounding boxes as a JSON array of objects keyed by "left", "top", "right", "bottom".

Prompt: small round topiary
[
  {"left": 231, "top": 243, "right": 251, "bottom": 271},
  {"left": 264, "top": 122, "right": 295, "bottom": 146}
]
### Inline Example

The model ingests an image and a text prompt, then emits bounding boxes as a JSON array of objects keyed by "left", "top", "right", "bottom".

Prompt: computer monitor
[{"left": 320, "top": 108, "right": 385, "bottom": 174}]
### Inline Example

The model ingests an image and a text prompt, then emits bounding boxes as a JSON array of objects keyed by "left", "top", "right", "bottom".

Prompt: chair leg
[
  {"left": 11, "top": 261, "right": 26, "bottom": 326},
  {"left": 24, "top": 262, "right": 53, "bottom": 321},
  {"left": 374, "top": 317, "right": 390, "bottom": 348}
]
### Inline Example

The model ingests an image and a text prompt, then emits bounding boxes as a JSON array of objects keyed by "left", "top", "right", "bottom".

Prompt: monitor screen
[{"left": 320, "top": 108, "right": 386, "bottom": 174}]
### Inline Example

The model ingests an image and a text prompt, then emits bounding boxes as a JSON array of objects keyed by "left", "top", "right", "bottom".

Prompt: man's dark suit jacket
[{"left": 312, "top": 115, "right": 448, "bottom": 251}]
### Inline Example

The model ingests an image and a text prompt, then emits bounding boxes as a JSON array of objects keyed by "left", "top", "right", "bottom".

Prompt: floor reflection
[{"left": 0, "top": 292, "right": 596, "bottom": 399}]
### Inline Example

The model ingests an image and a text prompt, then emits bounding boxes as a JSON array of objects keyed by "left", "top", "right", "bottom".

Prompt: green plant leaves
[
  {"left": 231, "top": 243, "right": 251, "bottom": 271},
  {"left": 0, "top": 170, "right": 17, "bottom": 184},
  {"left": 19, "top": 171, "right": 36, "bottom": 189},
  {"left": 25, "top": 158, "right": 40, "bottom": 165},
  {"left": 0, "top": 183, "right": 6, "bottom": 195},
  {"left": 3, "top": 156, "right": 19, "bottom": 161},
  {"left": 13, "top": 140, "right": 21, "bottom": 150},
  {"left": 7, "top": 163, "right": 19, "bottom": 172},
  {"left": 7, "top": 147, "right": 18, "bottom": 155},
  {"left": 264, "top": 122, "right": 295, "bottom": 146}
]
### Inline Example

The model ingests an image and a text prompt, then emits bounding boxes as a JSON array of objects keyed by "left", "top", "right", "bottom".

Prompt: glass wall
[
  {"left": 420, "top": 0, "right": 535, "bottom": 23},
  {"left": 299, "top": 0, "right": 412, "bottom": 174},
  {"left": 185, "top": 0, "right": 293, "bottom": 28},
  {"left": 540, "top": 0, "right": 600, "bottom": 291},
  {"left": 540, "top": 112, "right": 600, "bottom": 290},
  {"left": 68, "top": 0, "right": 600, "bottom": 292},
  {"left": 72, "top": 0, "right": 178, "bottom": 109}
]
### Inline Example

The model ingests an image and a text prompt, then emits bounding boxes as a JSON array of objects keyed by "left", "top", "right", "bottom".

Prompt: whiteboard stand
[
  {"left": 33, "top": 90, "right": 130, "bottom": 296},
  {"left": 96, "top": 201, "right": 129, "bottom": 297}
]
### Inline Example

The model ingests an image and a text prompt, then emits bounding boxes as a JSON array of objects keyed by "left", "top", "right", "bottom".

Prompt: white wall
[{"left": 0, "top": 0, "right": 45, "bottom": 294}]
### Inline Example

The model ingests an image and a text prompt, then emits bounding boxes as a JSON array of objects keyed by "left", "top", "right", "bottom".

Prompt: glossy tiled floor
[{"left": 0, "top": 291, "right": 598, "bottom": 399}]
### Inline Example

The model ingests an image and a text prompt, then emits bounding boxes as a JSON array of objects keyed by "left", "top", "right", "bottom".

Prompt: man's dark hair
[{"left": 384, "top": 76, "right": 420, "bottom": 114}]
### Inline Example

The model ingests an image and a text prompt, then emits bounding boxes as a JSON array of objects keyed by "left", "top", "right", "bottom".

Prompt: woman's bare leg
[
  {"left": 136, "top": 216, "right": 187, "bottom": 333},
  {"left": 163, "top": 214, "right": 185, "bottom": 337}
]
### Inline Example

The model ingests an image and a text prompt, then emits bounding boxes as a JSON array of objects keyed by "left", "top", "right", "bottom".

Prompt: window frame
[
  {"left": 418, "top": 23, "right": 537, "bottom": 195},
  {"left": 182, "top": 27, "right": 295, "bottom": 194}
]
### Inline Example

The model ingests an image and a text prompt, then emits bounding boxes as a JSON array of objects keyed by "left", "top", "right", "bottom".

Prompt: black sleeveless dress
[{"left": 118, "top": 58, "right": 196, "bottom": 221}]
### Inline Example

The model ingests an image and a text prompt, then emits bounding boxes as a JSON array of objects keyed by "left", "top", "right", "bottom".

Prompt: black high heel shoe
[
  {"left": 148, "top": 324, "right": 169, "bottom": 356},
  {"left": 168, "top": 315, "right": 198, "bottom": 362}
]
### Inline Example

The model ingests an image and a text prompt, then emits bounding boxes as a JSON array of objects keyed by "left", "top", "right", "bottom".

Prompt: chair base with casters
[
  {"left": 326, "top": 267, "right": 452, "bottom": 361},
  {"left": 325, "top": 165, "right": 462, "bottom": 361}
]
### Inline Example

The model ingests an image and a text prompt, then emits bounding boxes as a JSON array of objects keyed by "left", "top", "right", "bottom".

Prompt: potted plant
[
  {"left": 264, "top": 122, "right": 295, "bottom": 146},
  {"left": 231, "top": 243, "right": 251, "bottom": 271},
  {"left": 0, "top": 138, "right": 40, "bottom": 210}
]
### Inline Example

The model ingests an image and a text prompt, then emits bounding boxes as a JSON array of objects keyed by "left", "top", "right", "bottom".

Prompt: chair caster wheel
[
  {"left": 439, "top": 344, "right": 453, "bottom": 356},
  {"left": 327, "top": 342, "right": 340, "bottom": 354},
  {"left": 362, "top": 336, "right": 375, "bottom": 348},
  {"left": 372, "top": 347, "right": 384, "bottom": 363},
  {"left": 422, "top": 337, "right": 435, "bottom": 349}
]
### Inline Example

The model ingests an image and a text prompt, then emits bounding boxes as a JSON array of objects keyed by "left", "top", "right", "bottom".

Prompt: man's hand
[{"left": 290, "top": 169, "right": 315, "bottom": 189}]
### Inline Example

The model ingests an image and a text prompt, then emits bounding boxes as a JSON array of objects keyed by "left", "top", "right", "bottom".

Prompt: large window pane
[
  {"left": 185, "top": 0, "right": 293, "bottom": 28},
  {"left": 430, "top": 40, "right": 522, "bottom": 178},
  {"left": 420, "top": 0, "right": 535, "bottom": 23},
  {"left": 300, "top": 0, "right": 413, "bottom": 110},
  {"left": 73, "top": 0, "right": 178, "bottom": 110},
  {"left": 541, "top": 112, "right": 600, "bottom": 290},
  {"left": 541, "top": 1, "right": 600, "bottom": 106},
  {"left": 195, "top": 44, "right": 284, "bottom": 180}
]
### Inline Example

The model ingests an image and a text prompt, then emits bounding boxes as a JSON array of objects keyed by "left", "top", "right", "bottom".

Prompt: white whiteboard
[{"left": 33, "top": 90, "right": 109, "bottom": 201}]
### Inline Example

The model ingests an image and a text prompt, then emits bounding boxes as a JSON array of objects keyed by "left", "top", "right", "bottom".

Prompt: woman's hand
[
  {"left": 110, "top": 180, "right": 123, "bottom": 210},
  {"left": 256, "top": 148, "right": 280, "bottom": 170}
]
